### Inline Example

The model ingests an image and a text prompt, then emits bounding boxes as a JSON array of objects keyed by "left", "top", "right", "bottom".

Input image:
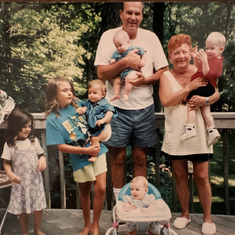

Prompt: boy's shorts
[
  {"left": 106, "top": 104, "right": 157, "bottom": 147},
  {"left": 74, "top": 154, "right": 107, "bottom": 183},
  {"left": 188, "top": 83, "right": 215, "bottom": 100}
]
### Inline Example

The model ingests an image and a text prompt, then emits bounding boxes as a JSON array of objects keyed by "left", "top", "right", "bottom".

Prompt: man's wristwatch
[{"left": 205, "top": 98, "right": 210, "bottom": 104}]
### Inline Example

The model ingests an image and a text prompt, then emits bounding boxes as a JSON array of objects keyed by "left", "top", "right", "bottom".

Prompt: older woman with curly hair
[{"left": 159, "top": 34, "right": 219, "bottom": 235}]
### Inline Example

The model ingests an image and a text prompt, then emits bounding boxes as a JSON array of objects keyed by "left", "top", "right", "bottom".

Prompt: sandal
[{"left": 201, "top": 222, "right": 216, "bottom": 235}]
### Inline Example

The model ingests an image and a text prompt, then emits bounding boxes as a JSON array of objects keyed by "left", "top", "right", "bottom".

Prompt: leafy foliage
[
  {"left": 0, "top": 2, "right": 101, "bottom": 111},
  {"left": 0, "top": 2, "right": 234, "bottom": 112}
]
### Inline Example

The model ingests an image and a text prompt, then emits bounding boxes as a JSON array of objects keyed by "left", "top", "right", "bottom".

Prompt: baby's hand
[
  {"left": 37, "top": 156, "right": 47, "bottom": 172},
  {"left": 76, "top": 107, "right": 87, "bottom": 114},
  {"left": 127, "top": 203, "right": 137, "bottom": 211},
  {"left": 196, "top": 49, "right": 207, "bottom": 63},
  {"left": 139, "top": 60, "right": 145, "bottom": 68},
  {"left": 122, "top": 202, "right": 137, "bottom": 212},
  {"left": 87, "top": 145, "right": 100, "bottom": 157},
  {"left": 191, "top": 45, "right": 198, "bottom": 58},
  {"left": 110, "top": 58, "right": 116, "bottom": 65},
  {"left": 96, "top": 119, "right": 105, "bottom": 127}
]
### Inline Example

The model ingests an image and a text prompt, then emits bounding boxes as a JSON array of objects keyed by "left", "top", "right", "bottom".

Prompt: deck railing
[{"left": 0, "top": 112, "right": 234, "bottom": 214}]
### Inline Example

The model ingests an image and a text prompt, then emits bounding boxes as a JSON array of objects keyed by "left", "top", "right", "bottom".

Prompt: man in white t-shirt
[{"left": 94, "top": 1, "right": 168, "bottom": 202}]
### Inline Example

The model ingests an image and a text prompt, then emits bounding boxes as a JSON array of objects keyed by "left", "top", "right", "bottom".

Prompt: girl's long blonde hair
[{"left": 45, "top": 77, "right": 78, "bottom": 117}]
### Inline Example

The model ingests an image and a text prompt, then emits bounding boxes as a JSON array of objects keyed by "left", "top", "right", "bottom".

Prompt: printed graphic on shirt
[{"left": 62, "top": 114, "right": 90, "bottom": 146}]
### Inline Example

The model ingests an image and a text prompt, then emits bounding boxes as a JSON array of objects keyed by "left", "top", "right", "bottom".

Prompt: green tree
[{"left": 0, "top": 2, "right": 234, "bottom": 112}]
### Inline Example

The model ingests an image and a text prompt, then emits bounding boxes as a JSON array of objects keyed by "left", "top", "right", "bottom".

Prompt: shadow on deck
[{"left": 1, "top": 209, "right": 235, "bottom": 235}]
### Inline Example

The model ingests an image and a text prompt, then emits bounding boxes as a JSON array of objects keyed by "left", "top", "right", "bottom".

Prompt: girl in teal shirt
[{"left": 45, "top": 77, "right": 108, "bottom": 235}]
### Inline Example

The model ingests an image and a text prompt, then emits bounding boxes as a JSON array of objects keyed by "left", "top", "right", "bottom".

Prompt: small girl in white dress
[{"left": 1, "top": 107, "right": 47, "bottom": 235}]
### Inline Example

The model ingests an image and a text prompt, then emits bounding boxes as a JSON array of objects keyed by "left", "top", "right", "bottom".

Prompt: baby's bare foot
[
  {"left": 110, "top": 94, "right": 120, "bottom": 101},
  {"left": 123, "top": 94, "right": 129, "bottom": 101}
]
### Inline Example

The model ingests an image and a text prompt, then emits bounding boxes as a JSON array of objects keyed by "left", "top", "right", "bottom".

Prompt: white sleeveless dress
[{"left": 161, "top": 71, "right": 213, "bottom": 156}]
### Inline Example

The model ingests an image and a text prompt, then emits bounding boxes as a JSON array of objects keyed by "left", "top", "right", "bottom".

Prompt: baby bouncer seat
[{"left": 105, "top": 182, "right": 177, "bottom": 235}]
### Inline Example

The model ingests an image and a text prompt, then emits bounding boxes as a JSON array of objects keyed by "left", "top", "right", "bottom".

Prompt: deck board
[{"left": 1, "top": 209, "right": 235, "bottom": 235}]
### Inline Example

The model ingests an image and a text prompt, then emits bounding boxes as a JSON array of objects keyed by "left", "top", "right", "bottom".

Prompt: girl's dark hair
[
  {"left": 45, "top": 77, "right": 78, "bottom": 117},
  {"left": 6, "top": 107, "right": 35, "bottom": 147}
]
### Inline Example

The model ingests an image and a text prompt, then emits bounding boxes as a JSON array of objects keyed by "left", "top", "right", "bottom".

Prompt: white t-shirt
[
  {"left": 1, "top": 137, "right": 44, "bottom": 161},
  {"left": 95, "top": 26, "right": 168, "bottom": 110}
]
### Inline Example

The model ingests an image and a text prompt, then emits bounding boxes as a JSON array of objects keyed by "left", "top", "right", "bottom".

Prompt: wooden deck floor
[{"left": 1, "top": 209, "right": 235, "bottom": 235}]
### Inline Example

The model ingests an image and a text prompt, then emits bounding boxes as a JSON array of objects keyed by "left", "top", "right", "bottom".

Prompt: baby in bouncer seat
[{"left": 122, "top": 176, "right": 160, "bottom": 235}]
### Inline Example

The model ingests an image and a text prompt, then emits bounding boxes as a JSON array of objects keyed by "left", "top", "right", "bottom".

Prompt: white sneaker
[
  {"left": 180, "top": 125, "right": 196, "bottom": 141},
  {"left": 207, "top": 128, "right": 220, "bottom": 145}
]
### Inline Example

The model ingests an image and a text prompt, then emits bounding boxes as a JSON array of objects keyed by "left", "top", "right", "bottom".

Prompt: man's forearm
[{"left": 97, "top": 59, "right": 128, "bottom": 81}]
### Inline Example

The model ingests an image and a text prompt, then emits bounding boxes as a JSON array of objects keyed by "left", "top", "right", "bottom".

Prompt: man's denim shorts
[{"left": 106, "top": 104, "right": 157, "bottom": 147}]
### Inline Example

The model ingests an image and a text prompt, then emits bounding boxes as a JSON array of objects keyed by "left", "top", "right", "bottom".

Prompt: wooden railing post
[
  {"left": 155, "top": 130, "right": 161, "bottom": 188},
  {"left": 59, "top": 151, "right": 66, "bottom": 209},
  {"left": 76, "top": 183, "right": 81, "bottom": 209},
  {"left": 40, "top": 129, "right": 51, "bottom": 208},
  {"left": 106, "top": 152, "right": 113, "bottom": 210},
  {"left": 171, "top": 176, "right": 177, "bottom": 212},
  {"left": 223, "top": 129, "right": 230, "bottom": 215},
  {"left": 188, "top": 161, "right": 194, "bottom": 213}
]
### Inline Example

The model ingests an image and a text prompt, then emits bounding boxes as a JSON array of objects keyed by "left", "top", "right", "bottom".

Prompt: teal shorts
[{"left": 106, "top": 104, "right": 157, "bottom": 147}]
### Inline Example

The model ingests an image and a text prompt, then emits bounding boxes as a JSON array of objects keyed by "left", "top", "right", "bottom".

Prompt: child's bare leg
[
  {"left": 186, "top": 106, "right": 196, "bottom": 124},
  {"left": 19, "top": 213, "right": 28, "bottom": 235},
  {"left": 33, "top": 210, "right": 45, "bottom": 235},
  {"left": 91, "top": 172, "right": 106, "bottom": 235},
  {"left": 79, "top": 181, "right": 92, "bottom": 235},
  {"left": 91, "top": 136, "right": 100, "bottom": 147},
  {"left": 201, "top": 105, "right": 214, "bottom": 127},
  {"left": 180, "top": 106, "right": 196, "bottom": 141},
  {"left": 110, "top": 77, "right": 121, "bottom": 101},
  {"left": 89, "top": 125, "right": 111, "bottom": 162},
  {"left": 89, "top": 137, "right": 101, "bottom": 162},
  {"left": 123, "top": 72, "right": 136, "bottom": 101},
  {"left": 201, "top": 105, "right": 220, "bottom": 145}
]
